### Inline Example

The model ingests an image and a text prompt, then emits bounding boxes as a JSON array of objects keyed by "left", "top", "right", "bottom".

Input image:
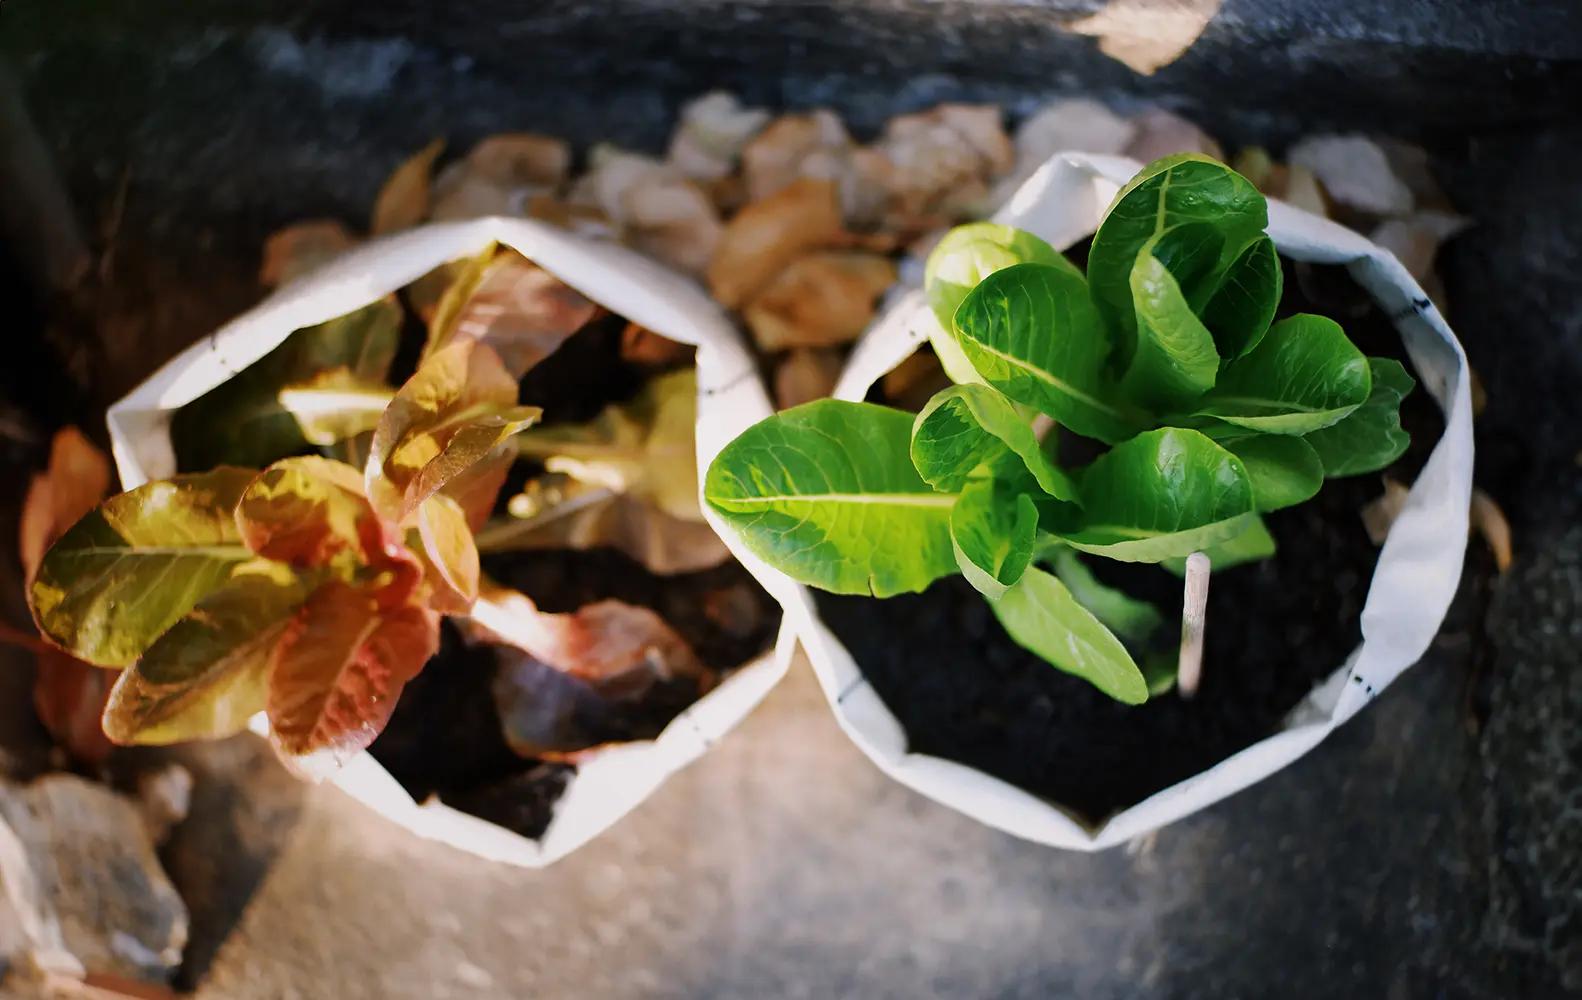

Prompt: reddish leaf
[
  {"left": 411, "top": 494, "right": 480, "bottom": 613},
  {"left": 371, "top": 138, "right": 445, "bottom": 235},
  {"left": 267, "top": 581, "right": 440, "bottom": 773},
  {"left": 33, "top": 648, "right": 114, "bottom": 765},
  {"left": 236, "top": 457, "right": 394, "bottom": 572},
  {"left": 19, "top": 426, "right": 112, "bottom": 581},
  {"left": 426, "top": 251, "right": 599, "bottom": 378}
]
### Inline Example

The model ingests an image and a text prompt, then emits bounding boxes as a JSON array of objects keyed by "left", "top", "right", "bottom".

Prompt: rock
[
  {"left": 706, "top": 178, "right": 844, "bottom": 309},
  {"left": 1124, "top": 107, "right": 1224, "bottom": 165},
  {"left": 744, "top": 251, "right": 896, "bottom": 351},
  {"left": 0, "top": 775, "right": 187, "bottom": 986},
  {"left": 773, "top": 349, "right": 843, "bottom": 410},
  {"left": 1288, "top": 134, "right": 1415, "bottom": 217},
  {"left": 667, "top": 91, "right": 770, "bottom": 182},
  {"left": 135, "top": 765, "right": 193, "bottom": 845}
]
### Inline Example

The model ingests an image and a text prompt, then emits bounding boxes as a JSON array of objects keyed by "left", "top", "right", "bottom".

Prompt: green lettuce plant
[{"left": 706, "top": 154, "right": 1413, "bottom": 703}]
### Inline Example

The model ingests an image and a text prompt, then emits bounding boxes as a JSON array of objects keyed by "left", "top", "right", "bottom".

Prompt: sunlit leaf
[
  {"left": 1054, "top": 428, "right": 1255, "bottom": 562},
  {"left": 1121, "top": 224, "right": 1222, "bottom": 411},
  {"left": 171, "top": 298, "right": 402, "bottom": 470},
  {"left": 990, "top": 566, "right": 1147, "bottom": 704},
  {"left": 236, "top": 456, "right": 385, "bottom": 572},
  {"left": 515, "top": 368, "right": 702, "bottom": 521},
  {"left": 277, "top": 369, "right": 396, "bottom": 447},
  {"left": 953, "top": 263, "right": 1144, "bottom": 443},
  {"left": 951, "top": 476, "right": 1037, "bottom": 600},
  {"left": 706, "top": 399, "right": 957, "bottom": 596},
  {"left": 1162, "top": 514, "right": 1277, "bottom": 574},
  {"left": 30, "top": 468, "right": 256, "bottom": 667},
  {"left": 413, "top": 493, "right": 479, "bottom": 612},
  {"left": 20, "top": 427, "right": 112, "bottom": 582},
  {"left": 103, "top": 561, "right": 311, "bottom": 745},
  {"left": 426, "top": 250, "right": 598, "bottom": 378},
  {"left": 1197, "top": 314, "right": 1371, "bottom": 434},
  {"left": 1302, "top": 357, "right": 1415, "bottom": 477},
  {"left": 267, "top": 581, "right": 440, "bottom": 772},
  {"left": 910, "top": 383, "right": 1077, "bottom": 500}
]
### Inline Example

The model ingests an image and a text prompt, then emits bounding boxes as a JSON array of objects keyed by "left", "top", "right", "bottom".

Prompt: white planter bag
[
  {"left": 106, "top": 216, "right": 796, "bottom": 867},
  {"left": 776, "top": 152, "right": 1475, "bottom": 850}
]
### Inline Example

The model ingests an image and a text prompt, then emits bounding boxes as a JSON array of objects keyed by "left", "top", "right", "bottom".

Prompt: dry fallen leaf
[
  {"left": 744, "top": 251, "right": 896, "bottom": 351},
  {"left": 988, "top": 99, "right": 1136, "bottom": 208},
  {"left": 1124, "top": 107, "right": 1224, "bottom": 165},
  {"left": 621, "top": 323, "right": 694, "bottom": 368},
  {"left": 707, "top": 177, "right": 844, "bottom": 308},
  {"left": 774, "top": 348, "right": 844, "bottom": 410},
  {"left": 1069, "top": 0, "right": 1225, "bottom": 76},
  {"left": 865, "top": 103, "right": 1013, "bottom": 232},
  {"left": 741, "top": 110, "right": 854, "bottom": 203},
  {"left": 1361, "top": 477, "right": 1410, "bottom": 545},
  {"left": 427, "top": 250, "right": 600, "bottom": 377},
  {"left": 667, "top": 91, "right": 771, "bottom": 182},
  {"left": 1287, "top": 134, "right": 1415, "bottom": 217},
  {"left": 882, "top": 351, "right": 952, "bottom": 412},
  {"left": 429, "top": 133, "right": 569, "bottom": 221},
  {"left": 258, "top": 220, "right": 359, "bottom": 287},
  {"left": 1370, "top": 211, "right": 1471, "bottom": 282},
  {"left": 566, "top": 146, "right": 723, "bottom": 274},
  {"left": 371, "top": 138, "right": 445, "bottom": 234},
  {"left": 1471, "top": 487, "right": 1513, "bottom": 573}
]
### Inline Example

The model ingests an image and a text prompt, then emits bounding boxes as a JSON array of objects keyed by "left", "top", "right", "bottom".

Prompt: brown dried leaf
[
  {"left": 20, "top": 428, "right": 111, "bottom": 582},
  {"left": 1124, "top": 108, "right": 1224, "bottom": 165},
  {"left": 741, "top": 110, "right": 854, "bottom": 203},
  {"left": 744, "top": 251, "right": 896, "bottom": 351},
  {"left": 620, "top": 323, "right": 694, "bottom": 368},
  {"left": 667, "top": 91, "right": 770, "bottom": 182},
  {"left": 707, "top": 178, "right": 844, "bottom": 308},
  {"left": 622, "top": 175, "right": 724, "bottom": 276},
  {"left": 259, "top": 220, "right": 358, "bottom": 287},
  {"left": 370, "top": 138, "right": 445, "bottom": 235},
  {"left": 427, "top": 250, "right": 599, "bottom": 377},
  {"left": 32, "top": 650, "right": 113, "bottom": 766},
  {"left": 430, "top": 133, "right": 570, "bottom": 222},
  {"left": 1360, "top": 477, "right": 1410, "bottom": 545},
  {"left": 1288, "top": 134, "right": 1415, "bottom": 217},
  {"left": 864, "top": 104, "right": 1013, "bottom": 231},
  {"left": 1369, "top": 211, "right": 1470, "bottom": 283},
  {"left": 881, "top": 351, "right": 953, "bottom": 412},
  {"left": 774, "top": 348, "right": 844, "bottom": 410},
  {"left": 1471, "top": 487, "right": 1513, "bottom": 573},
  {"left": 1069, "top": 0, "right": 1224, "bottom": 76}
]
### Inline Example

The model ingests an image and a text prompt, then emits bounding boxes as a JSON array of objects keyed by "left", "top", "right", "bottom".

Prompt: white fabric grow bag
[
  {"left": 106, "top": 216, "right": 796, "bottom": 868},
  {"left": 782, "top": 152, "right": 1475, "bottom": 850}
]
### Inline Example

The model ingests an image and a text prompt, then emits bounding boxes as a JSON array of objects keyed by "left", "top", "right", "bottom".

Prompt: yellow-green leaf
[
  {"left": 278, "top": 369, "right": 396, "bottom": 447},
  {"left": 30, "top": 468, "right": 256, "bottom": 667},
  {"left": 426, "top": 250, "right": 598, "bottom": 378},
  {"left": 413, "top": 494, "right": 480, "bottom": 612},
  {"left": 236, "top": 457, "right": 385, "bottom": 573}
]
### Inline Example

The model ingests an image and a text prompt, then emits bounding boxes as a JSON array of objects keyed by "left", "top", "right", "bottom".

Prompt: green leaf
[
  {"left": 515, "top": 369, "right": 702, "bottom": 522},
  {"left": 1055, "top": 428, "right": 1256, "bottom": 562},
  {"left": 1048, "top": 547, "right": 1164, "bottom": 643},
  {"left": 1162, "top": 515, "right": 1276, "bottom": 574},
  {"left": 953, "top": 263, "right": 1143, "bottom": 444},
  {"left": 705, "top": 400, "right": 957, "bottom": 597},
  {"left": 1141, "top": 652, "right": 1179, "bottom": 696},
  {"left": 277, "top": 369, "right": 396, "bottom": 447},
  {"left": 30, "top": 468, "right": 256, "bottom": 667},
  {"left": 951, "top": 477, "right": 1037, "bottom": 600},
  {"left": 102, "top": 561, "right": 311, "bottom": 745},
  {"left": 1197, "top": 314, "right": 1372, "bottom": 434},
  {"left": 1220, "top": 434, "right": 1323, "bottom": 511},
  {"left": 924, "top": 223, "right": 1075, "bottom": 384},
  {"left": 171, "top": 298, "right": 402, "bottom": 470},
  {"left": 1087, "top": 154, "right": 1267, "bottom": 349},
  {"left": 910, "top": 384, "right": 1078, "bottom": 500},
  {"left": 990, "top": 566, "right": 1148, "bottom": 704},
  {"left": 1202, "top": 236, "right": 1282, "bottom": 359},
  {"left": 1302, "top": 357, "right": 1415, "bottom": 477},
  {"left": 1121, "top": 225, "right": 1222, "bottom": 412}
]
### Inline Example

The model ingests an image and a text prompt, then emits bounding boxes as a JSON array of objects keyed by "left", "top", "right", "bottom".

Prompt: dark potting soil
[
  {"left": 819, "top": 259, "right": 1446, "bottom": 825},
  {"left": 368, "top": 314, "right": 781, "bottom": 840}
]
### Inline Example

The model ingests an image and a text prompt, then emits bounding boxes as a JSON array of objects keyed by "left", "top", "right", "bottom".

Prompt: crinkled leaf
[
  {"left": 1202, "top": 235, "right": 1281, "bottom": 359},
  {"left": 1302, "top": 357, "right": 1415, "bottom": 477},
  {"left": 515, "top": 369, "right": 703, "bottom": 521},
  {"left": 951, "top": 477, "right": 1038, "bottom": 600},
  {"left": 267, "top": 581, "right": 440, "bottom": 772},
  {"left": 426, "top": 250, "right": 598, "bottom": 378},
  {"left": 1087, "top": 154, "right": 1266, "bottom": 349},
  {"left": 1049, "top": 547, "right": 1163, "bottom": 643},
  {"left": 1121, "top": 224, "right": 1222, "bottom": 412},
  {"left": 478, "top": 475, "right": 731, "bottom": 575},
  {"left": 910, "top": 383, "right": 1077, "bottom": 500},
  {"left": 277, "top": 369, "right": 395, "bottom": 447},
  {"left": 413, "top": 494, "right": 479, "bottom": 612},
  {"left": 366, "top": 337, "right": 521, "bottom": 521},
  {"left": 990, "top": 566, "right": 1148, "bottom": 704},
  {"left": 705, "top": 400, "right": 956, "bottom": 597},
  {"left": 171, "top": 298, "right": 402, "bottom": 470},
  {"left": 236, "top": 457, "right": 386, "bottom": 572},
  {"left": 953, "top": 263, "right": 1143, "bottom": 443},
  {"left": 1162, "top": 515, "right": 1276, "bottom": 574},
  {"left": 924, "top": 223, "right": 1075, "bottom": 383},
  {"left": 102, "top": 561, "right": 311, "bottom": 745},
  {"left": 1220, "top": 434, "right": 1323, "bottom": 511},
  {"left": 1054, "top": 428, "right": 1255, "bottom": 562},
  {"left": 30, "top": 468, "right": 256, "bottom": 667},
  {"left": 397, "top": 405, "right": 541, "bottom": 524},
  {"left": 1197, "top": 314, "right": 1371, "bottom": 434}
]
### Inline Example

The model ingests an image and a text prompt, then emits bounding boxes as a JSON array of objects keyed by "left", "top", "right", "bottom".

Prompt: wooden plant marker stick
[{"left": 1178, "top": 552, "right": 1211, "bottom": 699}]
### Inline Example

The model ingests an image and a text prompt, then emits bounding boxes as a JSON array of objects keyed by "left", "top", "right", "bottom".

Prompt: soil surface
[
  {"left": 368, "top": 318, "right": 781, "bottom": 840},
  {"left": 821, "top": 259, "right": 1446, "bottom": 824}
]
